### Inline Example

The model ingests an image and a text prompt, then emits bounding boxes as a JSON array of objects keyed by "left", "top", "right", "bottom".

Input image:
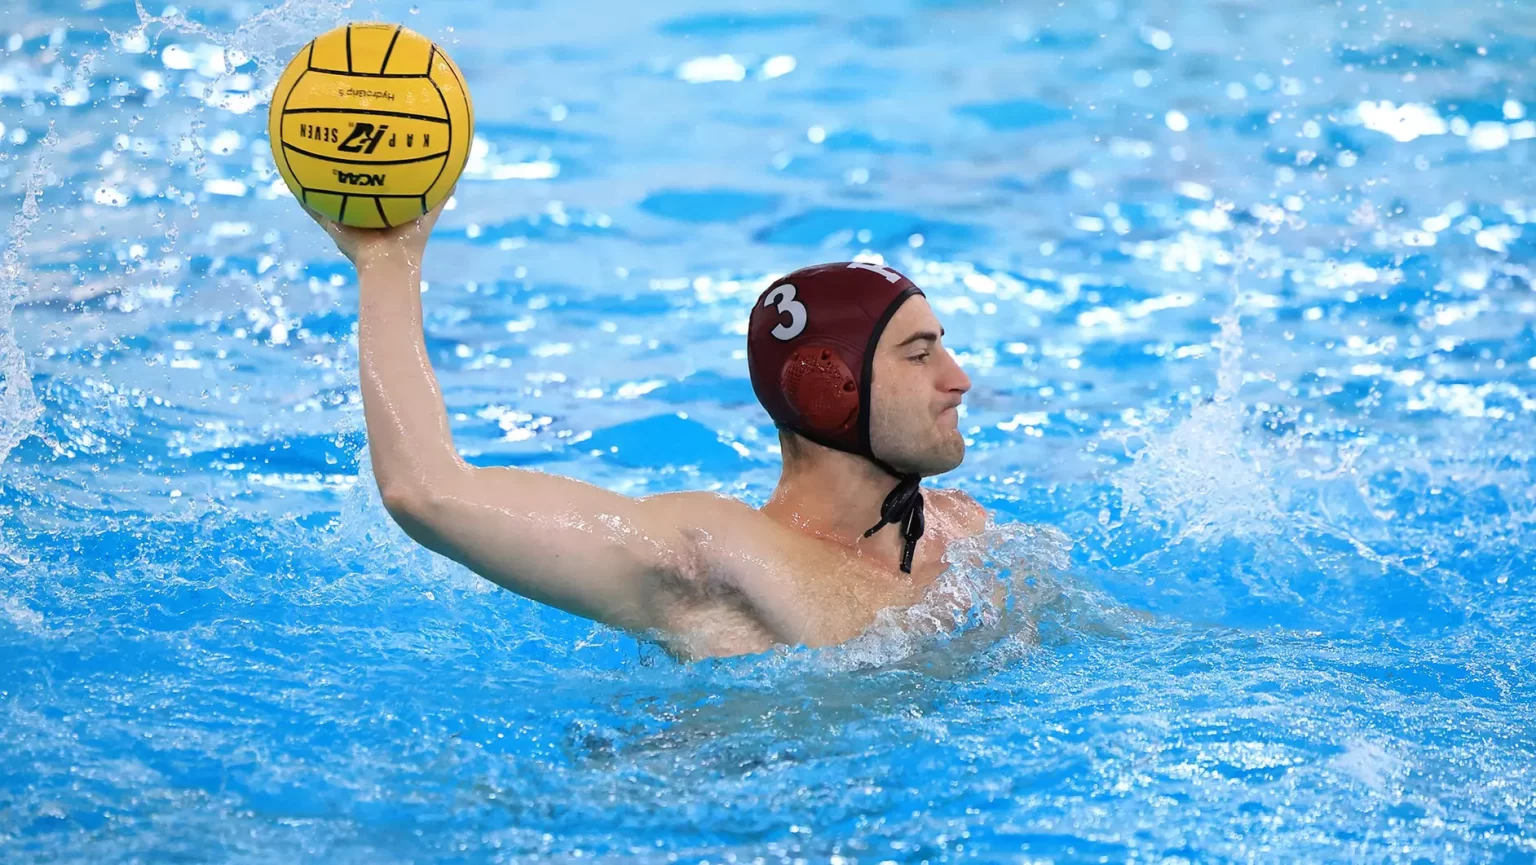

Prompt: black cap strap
[{"left": 862, "top": 473, "right": 925, "bottom": 573}]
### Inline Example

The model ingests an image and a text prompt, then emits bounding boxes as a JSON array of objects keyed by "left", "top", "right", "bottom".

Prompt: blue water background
[{"left": 2, "top": 0, "right": 1535, "bottom": 860}]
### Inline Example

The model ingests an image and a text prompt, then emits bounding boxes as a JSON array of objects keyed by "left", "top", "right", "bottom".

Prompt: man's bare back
[{"left": 302, "top": 198, "right": 987, "bottom": 660}]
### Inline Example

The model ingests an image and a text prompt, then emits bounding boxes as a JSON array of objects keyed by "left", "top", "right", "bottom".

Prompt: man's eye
[{"left": 911, "top": 353, "right": 930, "bottom": 362}]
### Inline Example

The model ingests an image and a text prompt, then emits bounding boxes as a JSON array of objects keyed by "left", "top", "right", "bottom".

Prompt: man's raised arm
[{"left": 306, "top": 201, "right": 720, "bottom": 633}]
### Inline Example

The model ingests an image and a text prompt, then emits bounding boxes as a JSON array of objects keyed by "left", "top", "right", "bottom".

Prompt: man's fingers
[
  {"left": 299, "top": 204, "right": 342, "bottom": 238},
  {"left": 298, "top": 201, "right": 330, "bottom": 227},
  {"left": 417, "top": 191, "right": 454, "bottom": 234}
]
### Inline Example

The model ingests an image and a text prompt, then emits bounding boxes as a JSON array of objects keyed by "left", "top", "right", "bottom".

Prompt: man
[{"left": 306, "top": 199, "right": 987, "bottom": 659}]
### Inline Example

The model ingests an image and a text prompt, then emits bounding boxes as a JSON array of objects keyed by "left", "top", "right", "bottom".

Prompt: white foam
[
  {"left": 1332, "top": 738, "right": 1407, "bottom": 791},
  {"left": 0, "top": 594, "right": 45, "bottom": 635}
]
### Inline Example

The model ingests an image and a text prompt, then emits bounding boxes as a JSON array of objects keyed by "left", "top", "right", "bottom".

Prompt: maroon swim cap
[
  {"left": 747, "top": 261, "right": 930, "bottom": 572},
  {"left": 747, "top": 261, "right": 924, "bottom": 462}
]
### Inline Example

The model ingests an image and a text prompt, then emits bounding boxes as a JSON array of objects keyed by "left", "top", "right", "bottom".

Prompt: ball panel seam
[
  {"left": 280, "top": 142, "right": 449, "bottom": 166},
  {"left": 379, "top": 25, "right": 402, "bottom": 74},
  {"left": 280, "top": 107, "right": 449, "bottom": 125},
  {"left": 423, "top": 45, "right": 453, "bottom": 198}
]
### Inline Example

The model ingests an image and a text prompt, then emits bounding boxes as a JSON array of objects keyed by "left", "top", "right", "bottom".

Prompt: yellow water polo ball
[{"left": 267, "top": 22, "right": 474, "bottom": 229}]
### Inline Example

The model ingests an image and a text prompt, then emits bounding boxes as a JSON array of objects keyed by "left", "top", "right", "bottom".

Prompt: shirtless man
[{"left": 306, "top": 199, "right": 987, "bottom": 659}]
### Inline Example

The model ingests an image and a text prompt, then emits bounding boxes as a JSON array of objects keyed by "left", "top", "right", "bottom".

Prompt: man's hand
[{"left": 301, "top": 192, "right": 452, "bottom": 270}]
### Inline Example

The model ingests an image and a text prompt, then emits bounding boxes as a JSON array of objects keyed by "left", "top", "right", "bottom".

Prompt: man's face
[{"left": 868, "top": 297, "right": 971, "bottom": 477}]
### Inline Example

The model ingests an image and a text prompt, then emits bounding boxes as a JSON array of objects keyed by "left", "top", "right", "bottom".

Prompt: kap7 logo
[{"left": 337, "top": 122, "right": 389, "bottom": 155}]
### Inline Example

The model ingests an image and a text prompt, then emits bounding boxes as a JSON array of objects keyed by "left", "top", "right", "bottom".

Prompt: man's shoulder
[
  {"left": 644, "top": 487, "right": 987, "bottom": 538},
  {"left": 641, "top": 490, "right": 760, "bottom": 527},
  {"left": 639, "top": 489, "right": 841, "bottom": 581},
  {"left": 927, "top": 487, "right": 989, "bottom": 536},
  {"left": 637, "top": 490, "right": 787, "bottom": 557}
]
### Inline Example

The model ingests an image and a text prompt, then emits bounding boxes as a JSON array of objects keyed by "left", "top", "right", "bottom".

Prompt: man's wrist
[{"left": 354, "top": 244, "right": 422, "bottom": 276}]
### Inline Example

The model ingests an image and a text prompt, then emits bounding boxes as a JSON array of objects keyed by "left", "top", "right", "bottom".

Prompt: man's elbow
[
  {"left": 378, "top": 485, "right": 461, "bottom": 557},
  {"left": 378, "top": 481, "right": 442, "bottom": 526},
  {"left": 377, "top": 463, "right": 469, "bottom": 519}
]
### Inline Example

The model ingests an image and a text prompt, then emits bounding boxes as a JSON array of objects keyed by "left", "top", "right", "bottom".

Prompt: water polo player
[{"left": 303, "top": 202, "right": 984, "bottom": 659}]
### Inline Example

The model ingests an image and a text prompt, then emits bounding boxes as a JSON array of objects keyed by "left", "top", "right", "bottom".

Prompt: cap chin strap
[{"left": 861, "top": 457, "right": 924, "bottom": 575}]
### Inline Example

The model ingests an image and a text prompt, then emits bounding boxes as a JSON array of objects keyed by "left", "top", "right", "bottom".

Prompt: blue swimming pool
[{"left": 3, "top": 0, "right": 1534, "bottom": 860}]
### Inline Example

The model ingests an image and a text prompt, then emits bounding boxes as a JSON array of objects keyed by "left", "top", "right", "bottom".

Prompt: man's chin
[
  {"left": 915, "top": 442, "right": 966, "bottom": 478},
  {"left": 874, "top": 427, "right": 965, "bottom": 477}
]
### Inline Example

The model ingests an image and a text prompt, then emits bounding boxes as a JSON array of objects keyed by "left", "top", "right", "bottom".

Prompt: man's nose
[{"left": 943, "top": 349, "right": 971, "bottom": 395}]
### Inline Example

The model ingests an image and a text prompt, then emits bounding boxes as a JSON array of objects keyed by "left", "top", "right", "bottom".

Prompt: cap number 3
[{"left": 764, "top": 284, "right": 807, "bottom": 340}]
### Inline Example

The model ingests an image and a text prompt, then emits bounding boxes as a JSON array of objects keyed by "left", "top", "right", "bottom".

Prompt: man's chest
[
  {"left": 746, "top": 533, "right": 960, "bottom": 647},
  {"left": 665, "top": 489, "right": 990, "bottom": 657}
]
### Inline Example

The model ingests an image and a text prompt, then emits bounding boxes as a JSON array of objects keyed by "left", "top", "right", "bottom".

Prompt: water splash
[
  {"left": 1109, "top": 305, "right": 1292, "bottom": 545},
  {"left": 115, "top": 0, "right": 358, "bottom": 77},
  {"left": 1094, "top": 228, "right": 1422, "bottom": 614},
  {"left": 0, "top": 127, "right": 56, "bottom": 471},
  {"left": 740, "top": 520, "right": 1138, "bottom": 676}
]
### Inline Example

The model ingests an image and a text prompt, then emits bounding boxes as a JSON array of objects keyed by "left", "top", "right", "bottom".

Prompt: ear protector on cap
[{"left": 781, "top": 343, "right": 859, "bottom": 436}]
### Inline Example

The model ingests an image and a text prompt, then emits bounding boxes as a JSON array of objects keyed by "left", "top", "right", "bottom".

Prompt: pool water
[{"left": 3, "top": 0, "right": 1535, "bottom": 860}]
